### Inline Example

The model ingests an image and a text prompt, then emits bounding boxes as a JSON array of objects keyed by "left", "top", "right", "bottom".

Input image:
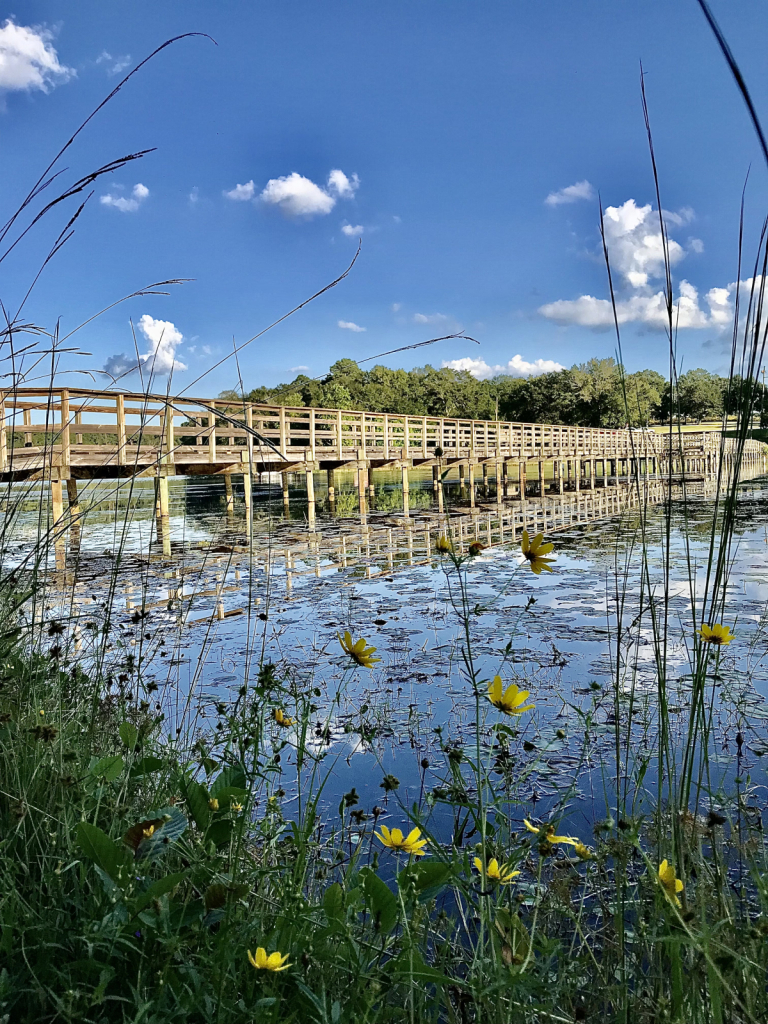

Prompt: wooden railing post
[
  {"left": 60, "top": 389, "right": 71, "bottom": 474},
  {"left": 336, "top": 408, "right": 343, "bottom": 458},
  {"left": 279, "top": 406, "right": 288, "bottom": 455},
  {"left": 116, "top": 394, "right": 126, "bottom": 465},
  {"left": 309, "top": 406, "right": 316, "bottom": 460},
  {"left": 209, "top": 404, "right": 217, "bottom": 463},
  {"left": 163, "top": 400, "right": 175, "bottom": 468}
]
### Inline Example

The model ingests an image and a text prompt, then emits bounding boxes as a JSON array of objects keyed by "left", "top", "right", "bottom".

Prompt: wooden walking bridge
[{"left": 1, "top": 388, "right": 764, "bottom": 551}]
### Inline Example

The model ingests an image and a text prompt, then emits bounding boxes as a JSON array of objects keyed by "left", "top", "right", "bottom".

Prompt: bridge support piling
[
  {"left": 305, "top": 468, "right": 316, "bottom": 524},
  {"left": 51, "top": 479, "right": 64, "bottom": 528},
  {"left": 589, "top": 459, "right": 595, "bottom": 490},
  {"left": 224, "top": 475, "right": 234, "bottom": 515},
  {"left": 482, "top": 462, "right": 489, "bottom": 493},
  {"left": 468, "top": 463, "right": 476, "bottom": 508},
  {"left": 432, "top": 464, "right": 439, "bottom": 490},
  {"left": 575, "top": 461, "right": 581, "bottom": 492},
  {"left": 357, "top": 466, "right": 367, "bottom": 514},
  {"left": 402, "top": 463, "right": 410, "bottom": 515},
  {"left": 282, "top": 473, "right": 290, "bottom": 510},
  {"left": 459, "top": 464, "right": 466, "bottom": 490},
  {"left": 538, "top": 460, "right": 545, "bottom": 497},
  {"left": 555, "top": 459, "right": 563, "bottom": 494},
  {"left": 154, "top": 476, "right": 171, "bottom": 557},
  {"left": 518, "top": 461, "right": 527, "bottom": 500},
  {"left": 66, "top": 478, "right": 80, "bottom": 520},
  {"left": 242, "top": 471, "right": 252, "bottom": 520},
  {"left": 327, "top": 469, "right": 336, "bottom": 504},
  {"left": 502, "top": 460, "right": 509, "bottom": 497}
]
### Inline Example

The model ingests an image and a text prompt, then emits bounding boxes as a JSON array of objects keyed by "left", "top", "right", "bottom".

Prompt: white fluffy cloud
[
  {"left": 443, "top": 355, "right": 565, "bottom": 380},
  {"left": 224, "top": 169, "right": 359, "bottom": 219},
  {"left": 100, "top": 183, "right": 149, "bottom": 213},
  {"left": 341, "top": 222, "right": 364, "bottom": 236},
  {"left": 260, "top": 172, "right": 336, "bottom": 217},
  {"left": 545, "top": 179, "right": 595, "bottom": 207},
  {"left": 327, "top": 169, "right": 360, "bottom": 198},
  {"left": 539, "top": 198, "right": 731, "bottom": 331},
  {"left": 223, "top": 180, "right": 255, "bottom": 201},
  {"left": 0, "top": 19, "right": 73, "bottom": 92},
  {"left": 338, "top": 320, "right": 366, "bottom": 332},
  {"left": 102, "top": 314, "right": 186, "bottom": 380}
]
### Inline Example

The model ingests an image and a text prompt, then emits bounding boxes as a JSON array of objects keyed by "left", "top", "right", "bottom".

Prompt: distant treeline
[{"left": 221, "top": 358, "right": 765, "bottom": 428}]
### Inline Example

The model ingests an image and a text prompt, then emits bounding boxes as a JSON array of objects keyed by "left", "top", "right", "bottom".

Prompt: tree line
[{"left": 221, "top": 358, "right": 766, "bottom": 428}]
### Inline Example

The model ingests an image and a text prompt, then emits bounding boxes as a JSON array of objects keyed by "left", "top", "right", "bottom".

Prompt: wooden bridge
[{"left": 1, "top": 387, "right": 764, "bottom": 553}]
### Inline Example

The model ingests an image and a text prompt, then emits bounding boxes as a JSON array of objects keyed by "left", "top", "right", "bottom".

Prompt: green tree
[{"left": 676, "top": 368, "right": 723, "bottom": 422}]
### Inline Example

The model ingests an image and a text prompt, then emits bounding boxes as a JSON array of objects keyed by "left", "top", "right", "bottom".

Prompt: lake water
[{"left": 6, "top": 466, "right": 768, "bottom": 843}]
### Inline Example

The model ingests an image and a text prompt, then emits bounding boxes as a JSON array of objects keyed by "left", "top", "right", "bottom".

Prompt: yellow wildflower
[
  {"left": 435, "top": 535, "right": 453, "bottom": 553},
  {"left": 208, "top": 798, "right": 219, "bottom": 811},
  {"left": 142, "top": 824, "right": 156, "bottom": 839},
  {"left": 338, "top": 630, "right": 381, "bottom": 669},
  {"left": 699, "top": 623, "right": 733, "bottom": 646},
  {"left": 473, "top": 856, "right": 520, "bottom": 884},
  {"left": 488, "top": 676, "right": 534, "bottom": 716},
  {"left": 248, "top": 947, "right": 291, "bottom": 972},
  {"left": 546, "top": 830, "right": 580, "bottom": 847},
  {"left": 231, "top": 801, "right": 243, "bottom": 813},
  {"left": 573, "top": 842, "right": 593, "bottom": 860},
  {"left": 658, "top": 859, "right": 684, "bottom": 908},
  {"left": 273, "top": 708, "right": 295, "bottom": 727},
  {"left": 375, "top": 824, "right": 428, "bottom": 856},
  {"left": 523, "top": 819, "right": 583, "bottom": 849},
  {"left": 520, "top": 530, "right": 555, "bottom": 575}
]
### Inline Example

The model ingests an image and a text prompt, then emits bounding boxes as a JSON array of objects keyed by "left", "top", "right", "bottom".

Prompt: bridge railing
[{"left": 2, "top": 387, "right": 760, "bottom": 476}]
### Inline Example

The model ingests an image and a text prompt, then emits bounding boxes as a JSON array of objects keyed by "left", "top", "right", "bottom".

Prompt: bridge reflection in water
[{"left": 19, "top": 464, "right": 763, "bottom": 636}]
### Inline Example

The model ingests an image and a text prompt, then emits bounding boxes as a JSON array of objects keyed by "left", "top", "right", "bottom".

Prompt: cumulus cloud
[
  {"left": 260, "top": 172, "right": 336, "bottom": 217},
  {"left": 539, "top": 198, "right": 735, "bottom": 332},
  {"left": 0, "top": 19, "right": 73, "bottom": 92},
  {"left": 341, "top": 222, "right": 364, "bottom": 236},
  {"left": 224, "top": 168, "right": 360, "bottom": 219},
  {"left": 96, "top": 50, "right": 131, "bottom": 76},
  {"left": 327, "top": 169, "right": 360, "bottom": 198},
  {"left": 443, "top": 355, "right": 565, "bottom": 380},
  {"left": 338, "top": 320, "right": 366, "bottom": 332},
  {"left": 223, "top": 180, "right": 255, "bottom": 201},
  {"left": 100, "top": 183, "right": 149, "bottom": 213},
  {"left": 413, "top": 312, "right": 449, "bottom": 324},
  {"left": 102, "top": 314, "right": 186, "bottom": 381},
  {"left": 545, "top": 179, "right": 595, "bottom": 207},
  {"left": 291, "top": 365, "right": 309, "bottom": 373}
]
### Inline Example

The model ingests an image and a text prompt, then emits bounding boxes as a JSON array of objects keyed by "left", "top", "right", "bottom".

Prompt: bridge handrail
[{"left": 0, "top": 386, "right": 761, "bottom": 475}]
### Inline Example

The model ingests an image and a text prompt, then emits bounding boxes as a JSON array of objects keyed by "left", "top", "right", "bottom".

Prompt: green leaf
[
  {"left": 136, "top": 807, "right": 187, "bottom": 861},
  {"left": 210, "top": 763, "right": 247, "bottom": 796},
  {"left": 398, "top": 860, "right": 453, "bottom": 902},
  {"left": 133, "top": 872, "right": 186, "bottom": 914},
  {"left": 90, "top": 755, "right": 124, "bottom": 782},
  {"left": 76, "top": 822, "right": 132, "bottom": 887},
  {"left": 119, "top": 721, "right": 139, "bottom": 751},
  {"left": 323, "top": 882, "right": 345, "bottom": 926},
  {"left": 359, "top": 867, "right": 399, "bottom": 934},
  {"left": 129, "top": 756, "right": 164, "bottom": 778},
  {"left": 183, "top": 781, "right": 211, "bottom": 830},
  {"left": 206, "top": 818, "right": 233, "bottom": 848}
]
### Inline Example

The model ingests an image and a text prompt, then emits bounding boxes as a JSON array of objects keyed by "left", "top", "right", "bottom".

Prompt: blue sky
[{"left": 2, "top": 1, "right": 767, "bottom": 396}]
